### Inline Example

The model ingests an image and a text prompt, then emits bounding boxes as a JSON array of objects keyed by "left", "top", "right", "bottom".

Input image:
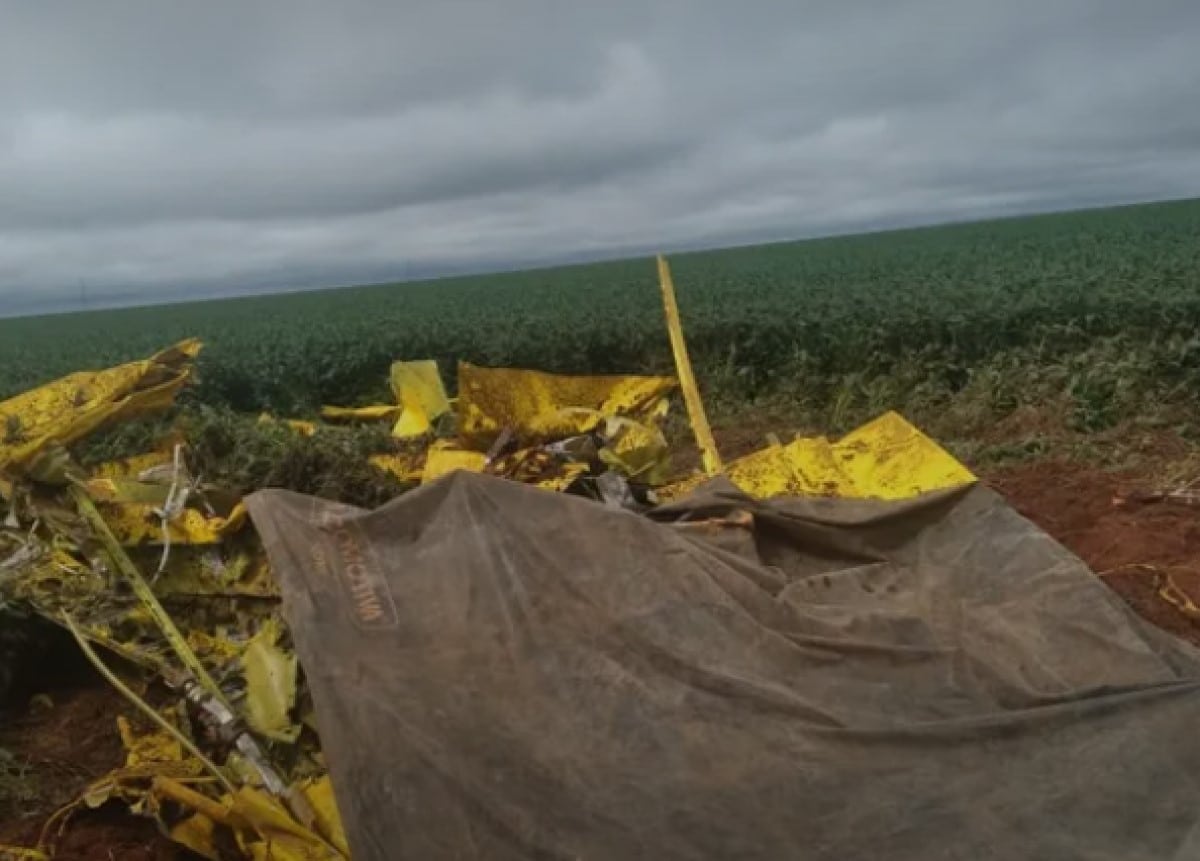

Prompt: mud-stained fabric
[{"left": 247, "top": 473, "right": 1200, "bottom": 861}]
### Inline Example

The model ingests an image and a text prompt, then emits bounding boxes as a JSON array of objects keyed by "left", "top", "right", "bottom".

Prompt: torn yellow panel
[
  {"left": 390, "top": 360, "right": 450, "bottom": 439},
  {"left": 723, "top": 412, "right": 973, "bottom": 500},
  {"left": 457, "top": 362, "right": 676, "bottom": 447},
  {"left": 421, "top": 440, "right": 486, "bottom": 484},
  {"left": 0, "top": 340, "right": 200, "bottom": 478},
  {"left": 187, "top": 629, "right": 246, "bottom": 666},
  {"left": 490, "top": 446, "right": 589, "bottom": 491},
  {"left": 99, "top": 503, "right": 245, "bottom": 546},
  {"left": 118, "top": 716, "right": 185, "bottom": 768},
  {"left": 84, "top": 477, "right": 173, "bottom": 506},
  {"left": 90, "top": 451, "right": 173, "bottom": 481},
  {"left": 597, "top": 415, "right": 671, "bottom": 484},
  {"left": 829, "top": 411, "right": 974, "bottom": 498},
  {"left": 535, "top": 461, "right": 590, "bottom": 492},
  {"left": 242, "top": 618, "right": 299, "bottom": 743},
  {"left": 367, "top": 452, "right": 422, "bottom": 483},
  {"left": 320, "top": 404, "right": 402, "bottom": 423},
  {"left": 298, "top": 776, "right": 351, "bottom": 857},
  {"left": 231, "top": 786, "right": 347, "bottom": 861},
  {"left": 170, "top": 813, "right": 220, "bottom": 861}
]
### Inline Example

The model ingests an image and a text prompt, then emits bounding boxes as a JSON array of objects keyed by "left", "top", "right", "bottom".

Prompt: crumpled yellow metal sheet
[
  {"left": 90, "top": 451, "right": 173, "bottom": 480},
  {"left": 96, "top": 500, "right": 247, "bottom": 546},
  {"left": 662, "top": 412, "right": 974, "bottom": 501},
  {"left": 456, "top": 361, "right": 676, "bottom": 448},
  {"left": 367, "top": 451, "right": 423, "bottom": 483},
  {"left": 596, "top": 414, "right": 671, "bottom": 485},
  {"left": 389, "top": 360, "right": 451, "bottom": 438},
  {"left": 320, "top": 360, "right": 449, "bottom": 439},
  {"left": 319, "top": 404, "right": 402, "bottom": 423},
  {"left": 242, "top": 617, "right": 300, "bottom": 743},
  {"left": 0, "top": 340, "right": 201, "bottom": 485},
  {"left": 421, "top": 440, "right": 486, "bottom": 484},
  {"left": 89, "top": 721, "right": 349, "bottom": 861}
]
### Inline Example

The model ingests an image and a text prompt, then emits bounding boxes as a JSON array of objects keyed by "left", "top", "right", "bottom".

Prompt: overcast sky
[{"left": 2, "top": 1, "right": 1199, "bottom": 314}]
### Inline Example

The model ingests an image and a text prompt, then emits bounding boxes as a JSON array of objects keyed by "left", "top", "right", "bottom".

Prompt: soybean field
[{"left": 3, "top": 197, "right": 1200, "bottom": 435}]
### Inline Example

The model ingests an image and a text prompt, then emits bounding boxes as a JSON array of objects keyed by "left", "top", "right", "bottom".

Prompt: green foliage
[
  {"left": 73, "top": 406, "right": 412, "bottom": 510},
  {"left": 3, "top": 198, "right": 1200, "bottom": 433}
]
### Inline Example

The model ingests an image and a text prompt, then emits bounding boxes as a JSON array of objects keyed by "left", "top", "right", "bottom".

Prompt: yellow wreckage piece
[
  {"left": 456, "top": 361, "right": 676, "bottom": 447},
  {"left": 367, "top": 451, "right": 423, "bottom": 483},
  {"left": 0, "top": 340, "right": 201, "bottom": 485},
  {"left": 241, "top": 617, "right": 300, "bottom": 743},
  {"left": 657, "top": 255, "right": 722, "bottom": 476},
  {"left": 421, "top": 440, "right": 487, "bottom": 483},
  {"left": 389, "top": 360, "right": 451, "bottom": 438},
  {"left": 320, "top": 360, "right": 449, "bottom": 439},
  {"left": 663, "top": 412, "right": 974, "bottom": 501},
  {"left": 90, "top": 450, "right": 174, "bottom": 480},
  {"left": 89, "top": 720, "right": 349, "bottom": 861},
  {"left": 92, "top": 499, "right": 248, "bottom": 546}
]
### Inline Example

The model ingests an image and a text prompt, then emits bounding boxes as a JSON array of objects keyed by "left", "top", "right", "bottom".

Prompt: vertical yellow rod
[{"left": 657, "top": 255, "right": 723, "bottom": 475}]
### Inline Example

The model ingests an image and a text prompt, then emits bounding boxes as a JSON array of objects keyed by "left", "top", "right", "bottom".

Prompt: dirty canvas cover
[{"left": 247, "top": 473, "right": 1200, "bottom": 860}]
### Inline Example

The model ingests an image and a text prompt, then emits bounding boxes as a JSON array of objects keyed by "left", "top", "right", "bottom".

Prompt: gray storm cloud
[{"left": 2, "top": 0, "right": 1199, "bottom": 313}]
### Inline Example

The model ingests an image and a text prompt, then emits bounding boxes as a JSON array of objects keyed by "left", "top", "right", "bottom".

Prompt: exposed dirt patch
[
  {"left": 988, "top": 459, "right": 1200, "bottom": 647},
  {"left": 0, "top": 806, "right": 180, "bottom": 860},
  {"left": 0, "top": 659, "right": 186, "bottom": 858}
]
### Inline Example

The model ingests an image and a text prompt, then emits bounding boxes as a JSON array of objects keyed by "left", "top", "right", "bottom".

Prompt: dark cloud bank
[{"left": 2, "top": 0, "right": 1199, "bottom": 315}]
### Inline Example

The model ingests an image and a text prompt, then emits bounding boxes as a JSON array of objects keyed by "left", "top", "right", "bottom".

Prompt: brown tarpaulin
[{"left": 247, "top": 473, "right": 1200, "bottom": 860}]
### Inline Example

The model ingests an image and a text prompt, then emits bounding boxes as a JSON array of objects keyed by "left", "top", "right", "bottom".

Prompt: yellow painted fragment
[
  {"left": 320, "top": 404, "right": 402, "bottom": 423},
  {"left": 677, "top": 411, "right": 974, "bottom": 501},
  {"left": 489, "top": 446, "right": 590, "bottom": 491},
  {"left": 84, "top": 477, "right": 172, "bottom": 506},
  {"left": 154, "top": 776, "right": 348, "bottom": 861},
  {"left": 421, "top": 440, "right": 486, "bottom": 483},
  {"left": 597, "top": 415, "right": 671, "bottom": 484},
  {"left": 298, "top": 776, "right": 351, "bottom": 858},
  {"left": 535, "top": 461, "right": 590, "bottom": 491},
  {"left": 457, "top": 362, "right": 676, "bottom": 447},
  {"left": 657, "top": 255, "right": 722, "bottom": 475},
  {"left": 118, "top": 715, "right": 190, "bottom": 769},
  {"left": 170, "top": 813, "right": 220, "bottom": 861},
  {"left": 390, "top": 360, "right": 450, "bottom": 439},
  {"left": 242, "top": 618, "right": 300, "bottom": 743},
  {"left": 90, "top": 451, "right": 172, "bottom": 480},
  {"left": 0, "top": 340, "right": 200, "bottom": 482},
  {"left": 231, "top": 786, "right": 347, "bottom": 860},
  {"left": 367, "top": 451, "right": 422, "bottom": 482},
  {"left": 98, "top": 503, "right": 243, "bottom": 546},
  {"left": 0, "top": 844, "right": 49, "bottom": 860},
  {"left": 825, "top": 412, "right": 974, "bottom": 498}
]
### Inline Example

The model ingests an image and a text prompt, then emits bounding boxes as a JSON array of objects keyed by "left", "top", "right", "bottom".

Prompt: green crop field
[{"left": 3, "top": 197, "right": 1200, "bottom": 442}]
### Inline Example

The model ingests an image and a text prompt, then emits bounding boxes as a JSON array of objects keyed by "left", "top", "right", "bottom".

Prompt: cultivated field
[{"left": 3, "top": 197, "right": 1200, "bottom": 446}]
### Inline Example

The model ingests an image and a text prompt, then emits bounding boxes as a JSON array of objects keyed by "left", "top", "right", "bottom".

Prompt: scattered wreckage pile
[{"left": 4, "top": 261, "right": 1200, "bottom": 859}]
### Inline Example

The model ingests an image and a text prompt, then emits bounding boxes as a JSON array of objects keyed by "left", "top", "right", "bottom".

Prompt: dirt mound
[
  {"left": 0, "top": 678, "right": 185, "bottom": 859},
  {"left": 989, "top": 460, "right": 1200, "bottom": 647}
]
